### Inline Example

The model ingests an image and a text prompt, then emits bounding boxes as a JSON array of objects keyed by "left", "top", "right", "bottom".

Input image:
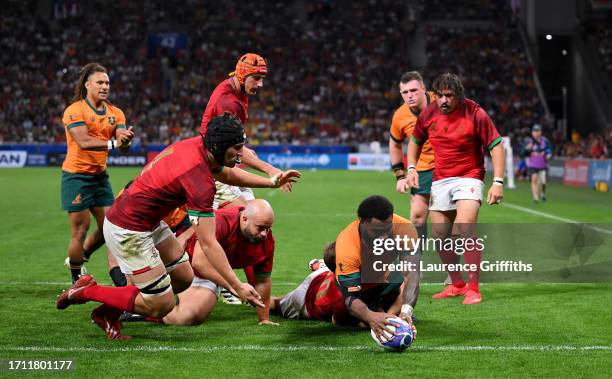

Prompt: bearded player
[
  {"left": 160, "top": 200, "right": 278, "bottom": 326},
  {"left": 407, "top": 73, "right": 505, "bottom": 305}
]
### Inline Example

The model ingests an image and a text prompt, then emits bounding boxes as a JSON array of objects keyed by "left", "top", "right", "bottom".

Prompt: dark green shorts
[
  {"left": 411, "top": 169, "right": 433, "bottom": 195},
  {"left": 61, "top": 171, "right": 114, "bottom": 212}
]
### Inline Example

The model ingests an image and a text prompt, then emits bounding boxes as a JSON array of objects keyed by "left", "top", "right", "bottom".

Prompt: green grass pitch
[{"left": 0, "top": 167, "right": 611, "bottom": 378}]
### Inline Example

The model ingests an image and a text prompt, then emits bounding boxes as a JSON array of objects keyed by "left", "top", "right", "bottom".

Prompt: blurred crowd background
[{"left": 0, "top": 0, "right": 610, "bottom": 158}]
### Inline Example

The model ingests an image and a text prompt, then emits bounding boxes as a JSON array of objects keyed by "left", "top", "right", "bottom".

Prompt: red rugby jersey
[
  {"left": 305, "top": 270, "right": 350, "bottom": 322},
  {"left": 412, "top": 98, "right": 502, "bottom": 181},
  {"left": 106, "top": 137, "right": 216, "bottom": 231},
  {"left": 200, "top": 79, "right": 249, "bottom": 134},
  {"left": 185, "top": 206, "right": 274, "bottom": 277}
]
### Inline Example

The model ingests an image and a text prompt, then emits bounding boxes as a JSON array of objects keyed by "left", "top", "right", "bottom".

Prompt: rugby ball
[{"left": 370, "top": 317, "right": 415, "bottom": 352}]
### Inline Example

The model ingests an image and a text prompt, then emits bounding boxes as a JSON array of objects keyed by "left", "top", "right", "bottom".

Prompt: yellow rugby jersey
[
  {"left": 62, "top": 99, "right": 126, "bottom": 175},
  {"left": 335, "top": 214, "right": 415, "bottom": 284},
  {"left": 389, "top": 91, "right": 436, "bottom": 171}
]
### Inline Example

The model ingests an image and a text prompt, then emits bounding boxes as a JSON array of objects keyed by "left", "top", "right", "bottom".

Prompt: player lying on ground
[
  {"left": 106, "top": 185, "right": 255, "bottom": 308},
  {"left": 56, "top": 114, "right": 300, "bottom": 340},
  {"left": 334, "top": 195, "right": 419, "bottom": 342},
  {"left": 270, "top": 242, "right": 353, "bottom": 324},
  {"left": 157, "top": 200, "right": 278, "bottom": 326}
]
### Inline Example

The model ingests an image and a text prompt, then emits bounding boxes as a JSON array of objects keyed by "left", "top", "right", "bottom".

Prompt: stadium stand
[{"left": 0, "top": 0, "right": 607, "bottom": 156}]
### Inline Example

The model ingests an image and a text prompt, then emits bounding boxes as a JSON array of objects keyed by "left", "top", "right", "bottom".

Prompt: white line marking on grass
[
  {"left": 1, "top": 345, "right": 610, "bottom": 353},
  {"left": 503, "top": 202, "right": 612, "bottom": 237}
]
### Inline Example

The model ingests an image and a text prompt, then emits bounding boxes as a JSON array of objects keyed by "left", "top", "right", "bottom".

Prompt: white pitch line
[
  {"left": 0, "top": 345, "right": 610, "bottom": 353},
  {"left": 503, "top": 202, "right": 612, "bottom": 237}
]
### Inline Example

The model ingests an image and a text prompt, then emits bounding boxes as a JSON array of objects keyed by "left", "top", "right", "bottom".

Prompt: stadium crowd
[
  {"left": 0, "top": 0, "right": 604, "bottom": 158},
  {"left": 592, "top": 21, "right": 612, "bottom": 85}
]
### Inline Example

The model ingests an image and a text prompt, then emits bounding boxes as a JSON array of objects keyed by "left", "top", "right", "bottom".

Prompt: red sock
[
  {"left": 95, "top": 303, "right": 123, "bottom": 319},
  {"left": 83, "top": 285, "right": 139, "bottom": 312},
  {"left": 463, "top": 244, "right": 481, "bottom": 292},
  {"left": 438, "top": 249, "right": 465, "bottom": 287},
  {"left": 146, "top": 316, "right": 164, "bottom": 324}
]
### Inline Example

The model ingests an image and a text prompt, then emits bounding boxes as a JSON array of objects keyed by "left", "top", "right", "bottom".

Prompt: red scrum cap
[{"left": 229, "top": 53, "right": 268, "bottom": 84}]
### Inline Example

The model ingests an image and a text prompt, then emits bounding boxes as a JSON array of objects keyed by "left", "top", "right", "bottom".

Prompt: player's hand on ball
[
  {"left": 406, "top": 170, "right": 419, "bottom": 189},
  {"left": 236, "top": 283, "right": 265, "bottom": 308},
  {"left": 396, "top": 178, "right": 409, "bottom": 193},
  {"left": 399, "top": 313, "right": 418, "bottom": 340},
  {"left": 258, "top": 319, "right": 280, "bottom": 326},
  {"left": 398, "top": 312, "right": 413, "bottom": 326},
  {"left": 368, "top": 312, "right": 396, "bottom": 344},
  {"left": 269, "top": 170, "right": 301, "bottom": 188},
  {"left": 487, "top": 184, "right": 504, "bottom": 205}
]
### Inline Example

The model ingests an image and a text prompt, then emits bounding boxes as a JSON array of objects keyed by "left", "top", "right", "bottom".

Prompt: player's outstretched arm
[
  {"left": 241, "top": 147, "right": 294, "bottom": 192},
  {"left": 396, "top": 223, "right": 419, "bottom": 325},
  {"left": 192, "top": 217, "right": 264, "bottom": 307},
  {"left": 241, "top": 147, "right": 278, "bottom": 175},
  {"left": 254, "top": 276, "right": 278, "bottom": 326},
  {"left": 348, "top": 297, "right": 395, "bottom": 342},
  {"left": 190, "top": 241, "right": 234, "bottom": 292},
  {"left": 214, "top": 167, "right": 301, "bottom": 189},
  {"left": 406, "top": 138, "right": 423, "bottom": 188},
  {"left": 389, "top": 138, "right": 409, "bottom": 193},
  {"left": 487, "top": 143, "right": 505, "bottom": 205}
]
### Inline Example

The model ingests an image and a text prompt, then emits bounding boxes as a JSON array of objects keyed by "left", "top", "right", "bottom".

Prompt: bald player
[{"left": 161, "top": 199, "right": 278, "bottom": 326}]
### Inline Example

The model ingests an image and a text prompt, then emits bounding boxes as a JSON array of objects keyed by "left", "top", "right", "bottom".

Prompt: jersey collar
[{"left": 84, "top": 98, "right": 107, "bottom": 116}]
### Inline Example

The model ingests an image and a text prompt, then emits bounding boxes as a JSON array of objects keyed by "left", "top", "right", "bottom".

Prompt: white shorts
[
  {"left": 239, "top": 187, "right": 255, "bottom": 201},
  {"left": 191, "top": 276, "right": 222, "bottom": 297},
  {"left": 103, "top": 218, "right": 173, "bottom": 275},
  {"left": 213, "top": 182, "right": 243, "bottom": 210},
  {"left": 430, "top": 177, "right": 484, "bottom": 211},
  {"left": 279, "top": 267, "right": 330, "bottom": 319}
]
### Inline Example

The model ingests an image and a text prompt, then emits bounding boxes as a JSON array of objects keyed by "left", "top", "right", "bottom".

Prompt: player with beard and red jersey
[
  {"left": 159, "top": 200, "right": 278, "bottom": 326},
  {"left": 407, "top": 73, "right": 505, "bottom": 305},
  {"left": 56, "top": 114, "right": 300, "bottom": 339}
]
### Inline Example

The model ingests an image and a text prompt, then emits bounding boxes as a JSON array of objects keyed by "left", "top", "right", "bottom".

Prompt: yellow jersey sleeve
[
  {"left": 335, "top": 220, "right": 362, "bottom": 277},
  {"left": 390, "top": 107, "right": 407, "bottom": 143},
  {"left": 62, "top": 102, "right": 86, "bottom": 130}
]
